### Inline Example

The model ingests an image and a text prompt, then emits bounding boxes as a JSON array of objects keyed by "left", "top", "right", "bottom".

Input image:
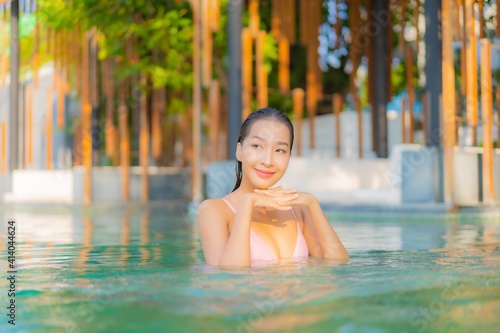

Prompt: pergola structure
[{"left": 0, "top": 0, "right": 499, "bottom": 205}]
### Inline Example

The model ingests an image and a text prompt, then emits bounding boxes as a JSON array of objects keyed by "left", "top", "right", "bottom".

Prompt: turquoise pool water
[{"left": 0, "top": 203, "right": 499, "bottom": 333}]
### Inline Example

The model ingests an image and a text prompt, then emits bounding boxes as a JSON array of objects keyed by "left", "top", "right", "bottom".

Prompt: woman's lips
[{"left": 255, "top": 168, "right": 275, "bottom": 178}]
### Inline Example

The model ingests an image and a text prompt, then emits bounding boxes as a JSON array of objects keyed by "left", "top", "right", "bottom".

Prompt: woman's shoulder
[{"left": 197, "top": 198, "right": 232, "bottom": 223}]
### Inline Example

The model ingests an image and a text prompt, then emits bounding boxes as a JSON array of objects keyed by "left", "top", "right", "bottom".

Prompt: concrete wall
[{"left": 2, "top": 166, "right": 191, "bottom": 204}]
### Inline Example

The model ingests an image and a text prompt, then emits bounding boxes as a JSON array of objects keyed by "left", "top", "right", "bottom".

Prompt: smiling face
[{"left": 236, "top": 118, "right": 292, "bottom": 190}]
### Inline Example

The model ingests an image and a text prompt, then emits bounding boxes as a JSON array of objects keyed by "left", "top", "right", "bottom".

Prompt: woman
[{"left": 198, "top": 108, "right": 348, "bottom": 267}]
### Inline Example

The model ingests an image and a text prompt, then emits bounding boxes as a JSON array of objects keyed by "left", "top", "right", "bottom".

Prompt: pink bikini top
[{"left": 221, "top": 198, "right": 309, "bottom": 262}]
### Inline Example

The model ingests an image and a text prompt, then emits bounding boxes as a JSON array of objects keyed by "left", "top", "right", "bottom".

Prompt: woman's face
[{"left": 236, "top": 119, "right": 292, "bottom": 190}]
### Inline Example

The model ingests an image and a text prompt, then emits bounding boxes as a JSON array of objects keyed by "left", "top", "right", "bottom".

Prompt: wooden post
[
  {"left": 152, "top": 87, "right": 165, "bottom": 164},
  {"left": 399, "top": 0, "right": 405, "bottom": 55},
  {"left": 292, "top": 88, "right": 304, "bottom": 156},
  {"left": 249, "top": 0, "right": 259, "bottom": 37},
  {"left": 278, "top": 38, "right": 290, "bottom": 94},
  {"left": 497, "top": 0, "right": 500, "bottom": 37},
  {"left": 415, "top": 0, "right": 420, "bottom": 54},
  {"left": 442, "top": 0, "right": 456, "bottom": 204},
  {"left": 46, "top": 88, "right": 52, "bottom": 170},
  {"left": 119, "top": 95, "right": 129, "bottom": 202},
  {"left": 460, "top": 0, "right": 467, "bottom": 96},
  {"left": 465, "top": 0, "right": 478, "bottom": 146},
  {"left": 202, "top": 0, "right": 212, "bottom": 88},
  {"left": 57, "top": 74, "right": 64, "bottom": 129},
  {"left": 192, "top": 0, "right": 203, "bottom": 204},
  {"left": 478, "top": 0, "right": 485, "bottom": 39},
  {"left": 242, "top": 28, "right": 252, "bottom": 119},
  {"left": 406, "top": 45, "right": 415, "bottom": 143},
  {"left": 333, "top": 93, "right": 342, "bottom": 158},
  {"left": 401, "top": 97, "right": 406, "bottom": 143},
  {"left": 28, "top": 84, "right": 33, "bottom": 164},
  {"left": 480, "top": 38, "right": 494, "bottom": 204},
  {"left": 139, "top": 75, "right": 149, "bottom": 203},
  {"left": 104, "top": 58, "right": 115, "bottom": 158},
  {"left": 496, "top": 86, "right": 500, "bottom": 147},
  {"left": 82, "top": 32, "right": 92, "bottom": 204},
  {"left": 209, "top": 80, "right": 220, "bottom": 161},
  {"left": 256, "top": 30, "right": 268, "bottom": 108}
]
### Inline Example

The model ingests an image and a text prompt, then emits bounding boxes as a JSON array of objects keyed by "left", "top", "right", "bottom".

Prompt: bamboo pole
[
  {"left": 28, "top": 84, "right": 32, "bottom": 164},
  {"left": 256, "top": 30, "right": 268, "bottom": 108},
  {"left": 465, "top": 0, "right": 478, "bottom": 146},
  {"left": 46, "top": 88, "right": 52, "bottom": 170},
  {"left": 442, "top": 0, "right": 456, "bottom": 204},
  {"left": 292, "top": 88, "right": 304, "bottom": 156},
  {"left": 209, "top": 79, "right": 220, "bottom": 161},
  {"left": 1, "top": 121, "right": 5, "bottom": 174},
  {"left": 333, "top": 93, "right": 342, "bottom": 158},
  {"left": 242, "top": 27, "right": 252, "bottom": 119},
  {"left": 139, "top": 74, "right": 149, "bottom": 203},
  {"left": 480, "top": 38, "right": 494, "bottom": 203}
]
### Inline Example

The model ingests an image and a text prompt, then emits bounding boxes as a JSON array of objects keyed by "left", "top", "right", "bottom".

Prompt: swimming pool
[{"left": 0, "top": 203, "right": 499, "bottom": 333}]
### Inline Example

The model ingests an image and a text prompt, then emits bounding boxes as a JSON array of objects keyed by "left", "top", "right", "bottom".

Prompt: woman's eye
[
  {"left": 252, "top": 144, "right": 261, "bottom": 149},
  {"left": 277, "top": 149, "right": 287, "bottom": 153}
]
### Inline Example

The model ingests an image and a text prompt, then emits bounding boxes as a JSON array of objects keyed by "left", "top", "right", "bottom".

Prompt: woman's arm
[
  {"left": 302, "top": 196, "right": 349, "bottom": 260},
  {"left": 198, "top": 195, "right": 254, "bottom": 268}
]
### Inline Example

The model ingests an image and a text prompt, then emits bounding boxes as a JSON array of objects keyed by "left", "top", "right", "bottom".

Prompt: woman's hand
[
  {"left": 254, "top": 187, "right": 316, "bottom": 208},
  {"left": 246, "top": 186, "right": 299, "bottom": 211}
]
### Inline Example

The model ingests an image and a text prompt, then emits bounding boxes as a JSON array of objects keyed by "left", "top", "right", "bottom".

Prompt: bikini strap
[{"left": 221, "top": 198, "right": 236, "bottom": 213}]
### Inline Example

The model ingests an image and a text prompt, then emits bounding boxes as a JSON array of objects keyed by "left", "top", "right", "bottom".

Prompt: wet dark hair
[{"left": 232, "top": 108, "right": 294, "bottom": 192}]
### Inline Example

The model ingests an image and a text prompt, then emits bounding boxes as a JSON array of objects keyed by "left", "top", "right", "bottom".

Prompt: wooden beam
[
  {"left": 442, "top": 0, "right": 456, "bottom": 204},
  {"left": 278, "top": 38, "right": 290, "bottom": 94},
  {"left": 119, "top": 95, "right": 130, "bottom": 202},
  {"left": 241, "top": 27, "right": 252, "bottom": 119},
  {"left": 209, "top": 80, "right": 220, "bottom": 161},
  {"left": 292, "top": 88, "right": 304, "bottom": 156},
  {"left": 480, "top": 38, "right": 494, "bottom": 204},
  {"left": 140, "top": 74, "right": 149, "bottom": 203},
  {"left": 401, "top": 97, "right": 406, "bottom": 143},
  {"left": 465, "top": 0, "right": 478, "bottom": 146},
  {"left": 28, "top": 84, "right": 32, "bottom": 164}
]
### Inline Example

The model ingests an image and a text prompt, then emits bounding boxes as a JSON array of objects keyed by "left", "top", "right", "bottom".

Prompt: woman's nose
[{"left": 260, "top": 149, "right": 273, "bottom": 166}]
